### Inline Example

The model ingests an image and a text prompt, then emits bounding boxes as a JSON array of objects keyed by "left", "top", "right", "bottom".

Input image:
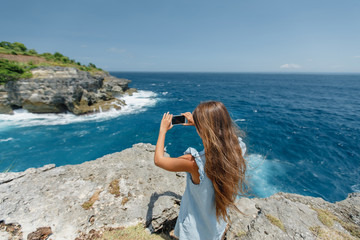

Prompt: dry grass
[
  {"left": 311, "top": 207, "right": 360, "bottom": 238},
  {"left": 82, "top": 189, "right": 102, "bottom": 210},
  {"left": 108, "top": 179, "right": 120, "bottom": 197},
  {"left": 265, "top": 214, "right": 285, "bottom": 232},
  {"left": 338, "top": 220, "right": 360, "bottom": 238},
  {"left": 235, "top": 230, "right": 247, "bottom": 238},
  {"left": 309, "top": 226, "right": 353, "bottom": 240},
  {"left": 100, "top": 224, "right": 171, "bottom": 240},
  {"left": 76, "top": 224, "right": 175, "bottom": 240},
  {"left": 121, "top": 192, "right": 132, "bottom": 205},
  {"left": 312, "top": 208, "right": 337, "bottom": 227},
  {"left": 121, "top": 197, "right": 129, "bottom": 206}
]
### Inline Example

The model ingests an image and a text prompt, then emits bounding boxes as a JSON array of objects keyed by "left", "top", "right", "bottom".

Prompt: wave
[
  {"left": 351, "top": 184, "right": 360, "bottom": 193},
  {"left": 245, "top": 154, "right": 285, "bottom": 198},
  {"left": 234, "top": 119, "right": 246, "bottom": 122},
  {"left": 0, "top": 137, "right": 14, "bottom": 142},
  {"left": 0, "top": 90, "right": 159, "bottom": 128}
]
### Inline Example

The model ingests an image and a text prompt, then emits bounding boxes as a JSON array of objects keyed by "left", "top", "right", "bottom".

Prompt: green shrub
[
  {"left": 28, "top": 49, "right": 38, "bottom": 55},
  {"left": 0, "top": 59, "right": 32, "bottom": 84},
  {"left": 0, "top": 41, "right": 12, "bottom": 49},
  {"left": 61, "top": 57, "right": 70, "bottom": 63},
  {"left": 1, "top": 41, "right": 104, "bottom": 74},
  {"left": 88, "top": 63, "right": 97, "bottom": 68},
  {"left": 0, "top": 41, "right": 27, "bottom": 52},
  {"left": 21, "top": 72, "right": 32, "bottom": 78},
  {"left": 53, "top": 52, "right": 64, "bottom": 59},
  {"left": 41, "top": 52, "right": 53, "bottom": 61},
  {"left": 41, "top": 52, "right": 52, "bottom": 57},
  {"left": 12, "top": 42, "right": 27, "bottom": 52}
]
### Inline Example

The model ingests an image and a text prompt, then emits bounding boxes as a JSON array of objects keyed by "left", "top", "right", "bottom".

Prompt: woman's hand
[
  {"left": 160, "top": 112, "right": 173, "bottom": 133},
  {"left": 182, "top": 112, "right": 195, "bottom": 126}
]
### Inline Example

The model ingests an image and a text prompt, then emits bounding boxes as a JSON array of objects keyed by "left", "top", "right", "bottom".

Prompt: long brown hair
[{"left": 193, "top": 101, "right": 247, "bottom": 222}]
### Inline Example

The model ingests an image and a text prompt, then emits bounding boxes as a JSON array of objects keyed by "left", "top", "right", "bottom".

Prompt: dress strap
[{"left": 184, "top": 147, "right": 205, "bottom": 183}]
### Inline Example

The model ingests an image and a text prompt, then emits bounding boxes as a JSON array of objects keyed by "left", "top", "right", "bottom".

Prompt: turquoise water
[{"left": 1, "top": 72, "right": 359, "bottom": 202}]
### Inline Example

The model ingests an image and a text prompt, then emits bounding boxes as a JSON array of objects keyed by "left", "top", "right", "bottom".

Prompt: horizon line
[{"left": 106, "top": 70, "right": 360, "bottom": 75}]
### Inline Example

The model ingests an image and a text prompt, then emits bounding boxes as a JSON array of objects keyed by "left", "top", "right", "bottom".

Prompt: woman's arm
[{"left": 154, "top": 113, "right": 198, "bottom": 173}]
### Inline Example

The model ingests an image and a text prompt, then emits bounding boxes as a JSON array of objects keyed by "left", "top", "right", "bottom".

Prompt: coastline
[
  {"left": 1, "top": 143, "right": 359, "bottom": 240},
  {"left": 0, "top": 66, "right": 137, "bottom": 115}
]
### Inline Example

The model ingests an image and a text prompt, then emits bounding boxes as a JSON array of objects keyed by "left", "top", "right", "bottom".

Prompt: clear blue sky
[{"left": 1, "top": 0, "right": 360, "bottom": 72}]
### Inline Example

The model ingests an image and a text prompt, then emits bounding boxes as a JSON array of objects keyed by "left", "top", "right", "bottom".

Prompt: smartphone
[{"left": 172, "top": 115, "right": 186, "bottom": 125}]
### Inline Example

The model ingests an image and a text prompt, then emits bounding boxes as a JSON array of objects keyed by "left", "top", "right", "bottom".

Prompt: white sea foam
[
  {"left": 234, "top": 119, "right": 246, "bottom": 122},
  {"left": 351, "top": 184, "right": 360, "bottom": 193},
  {"left": 0, "top": 137, "right": 14, "bottom": 142},
  {"left": 73, "top": 130, "right": 90, "bottom": 137},
  {"left": 246, "top": 153, "right": 284, "bottom": 197},
  {"left": 0, "top": 90, "right": 159, "bottom": 128}
]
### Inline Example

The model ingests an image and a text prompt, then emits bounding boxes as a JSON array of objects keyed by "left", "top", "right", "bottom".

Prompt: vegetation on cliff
[
  {"left": 0, "top": 59, "right": 33, "bottom": 84},
  {"left": 0, "top": 41, "right": 103, "bottom": 84}
]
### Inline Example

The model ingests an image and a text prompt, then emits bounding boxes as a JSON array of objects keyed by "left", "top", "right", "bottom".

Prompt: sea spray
[{"left": 0, "top": 90, "right": 159, "bottom": 128}]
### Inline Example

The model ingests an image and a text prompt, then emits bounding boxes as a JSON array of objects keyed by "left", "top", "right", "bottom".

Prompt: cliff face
[
  {"left": 0, "top": 144, "right": 359, "bottom": 240},
  {"left": 0, "top": 67, "right": 136, "bottom": 115}
]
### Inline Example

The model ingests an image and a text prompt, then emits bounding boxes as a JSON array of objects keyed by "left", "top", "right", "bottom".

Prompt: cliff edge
[
  {"left": 0, "top": 66, "right": 136, "bottom": 115},
  {"left": 0, "top": 144, "right": 359, "bottom": 240}
]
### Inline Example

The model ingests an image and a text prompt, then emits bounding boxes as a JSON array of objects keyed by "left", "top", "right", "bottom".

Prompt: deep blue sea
[{"left": 1, "top": 72, "right": 359, "bottom": 202}]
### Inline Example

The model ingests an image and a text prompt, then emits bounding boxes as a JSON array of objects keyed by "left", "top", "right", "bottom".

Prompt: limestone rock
[
  {"left": 0, "top": 103, "right": 13, "bottom": 114},
  {"left": 226, "top": 192, "right": 360, "bottom": 240},
  {"left": 0, "top": 66, "right": 133, "bottom": 115},
  {"left": 0, "top": 143, "right": 359, "bottom": 240},
  {"left": 101, "top": 75, "right": 130, "bottom": 96},
  {"left": 0, "top": 85, "right": 13, "bottom": 114},
  {"left": 125, "top": 88, "right": 138, "bottom": 96},
  {"left": 0, "top": 143, "right": 185, "bottom": 240}
]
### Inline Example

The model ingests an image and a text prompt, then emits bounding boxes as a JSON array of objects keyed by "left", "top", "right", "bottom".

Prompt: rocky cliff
[
  {"left": 0, "top": 144, "right": 359, "bottom": 240},
  {"left": 0, "top": 67, "right": 136, "bottom": 115}
]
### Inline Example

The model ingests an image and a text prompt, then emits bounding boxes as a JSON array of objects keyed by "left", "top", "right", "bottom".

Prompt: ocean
[{"left": 1, "top": 72, "right": 359, "bottom": 202}]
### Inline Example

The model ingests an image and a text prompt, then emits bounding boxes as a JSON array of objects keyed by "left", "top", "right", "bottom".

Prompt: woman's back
[
  {"left": 174, "top": 148, "right": 226, "bottom": 240},
  {"left": 174, "top": 137, "right": 246, "bottom": 240}
]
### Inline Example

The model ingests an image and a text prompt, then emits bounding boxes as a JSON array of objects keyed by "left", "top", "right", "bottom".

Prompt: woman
[{"left": 154, "top": 101, "right": 247, "bottom": 240}]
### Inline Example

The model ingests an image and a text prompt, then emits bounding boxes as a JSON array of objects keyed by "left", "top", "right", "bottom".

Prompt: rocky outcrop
[
  {"left": 0, "top": 143, "right": 185, "bottom": 240},
  {"left": 227, "top": 193, "right": 360, "bottom": 239},
  {"left": 0, "top": 67, "right": 137, "bottom": 115},
  {"left": 0, "top": 144, "right": 359, "bottom": 240}
]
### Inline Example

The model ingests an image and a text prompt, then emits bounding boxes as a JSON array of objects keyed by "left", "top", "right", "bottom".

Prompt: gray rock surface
[
  {"left": 0, "top": 67, "right": 134, "bottom": 115},
  {"left": 226, "top": 192, "right": 360, "bottom": 239},
  {"left": 0, "top": 143, "right": 186, "bottom": 240},
  {"left": 0, "top": 143, "right": 359, "bottom": 240}
]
